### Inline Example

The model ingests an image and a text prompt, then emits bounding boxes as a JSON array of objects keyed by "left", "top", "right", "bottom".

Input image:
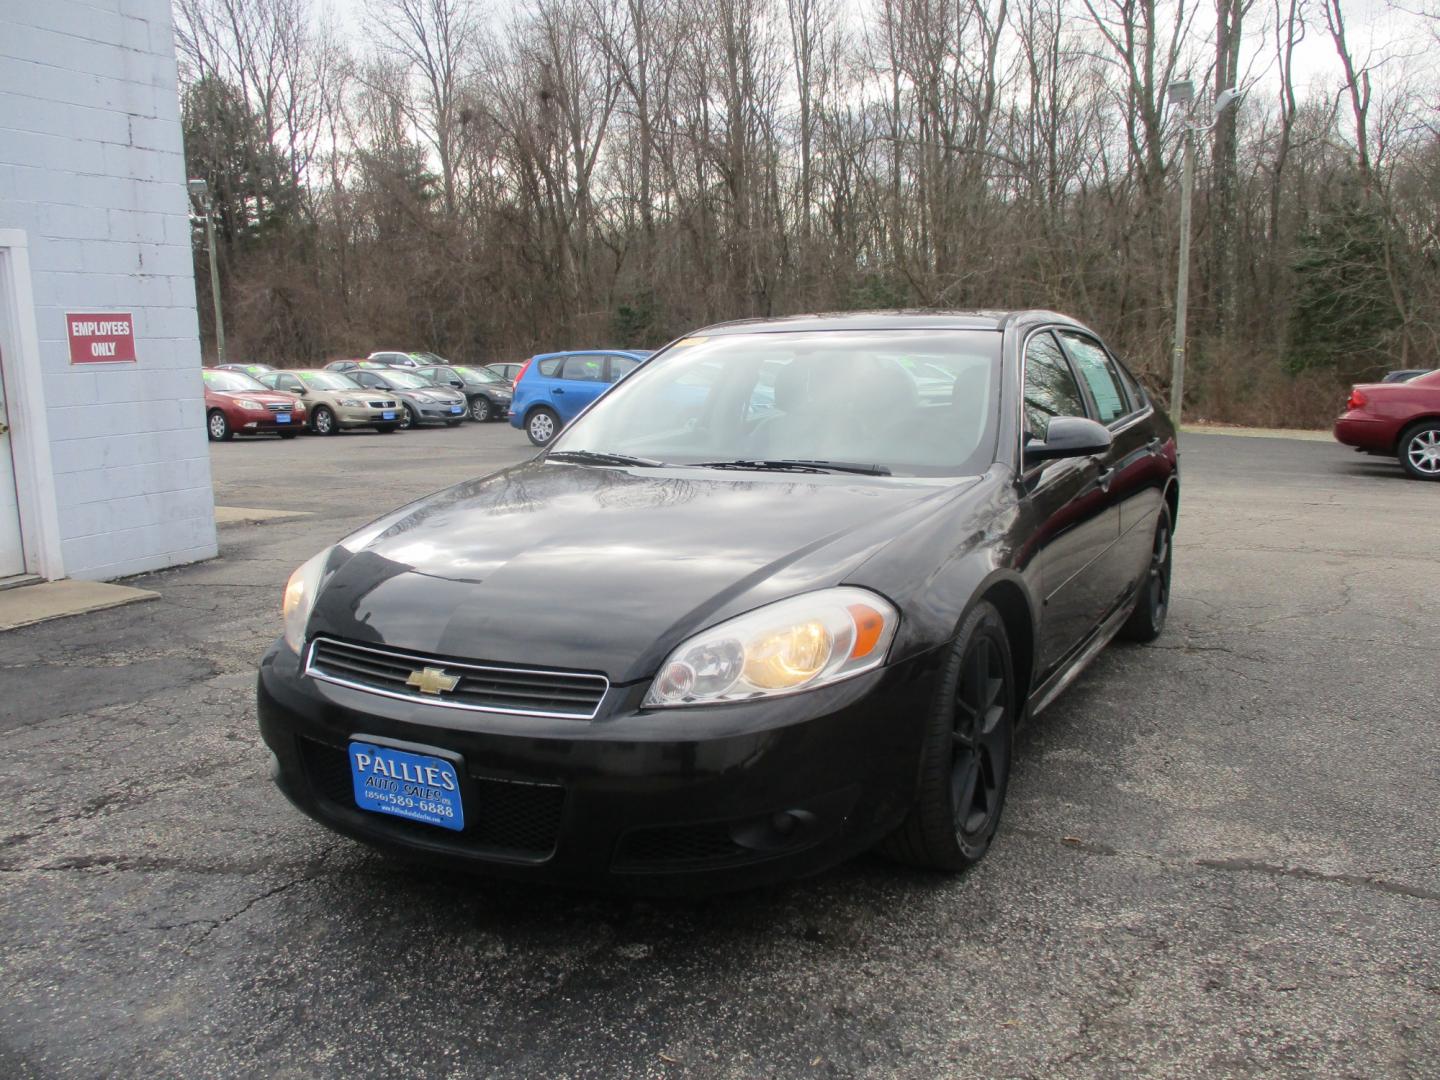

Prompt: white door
[{"left": 0, "top": 346, "right": 25, "bottom": 578}]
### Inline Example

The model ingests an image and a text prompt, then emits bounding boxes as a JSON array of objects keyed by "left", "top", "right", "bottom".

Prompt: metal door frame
[{"left": 0, "top": 230, "right": 64, "bottom": 580}]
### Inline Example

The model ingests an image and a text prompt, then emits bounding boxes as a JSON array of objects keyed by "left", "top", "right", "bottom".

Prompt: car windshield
[
  {"left": 203, "top": 369, "right": 268, "bottom": 392},
  {"left": 384, "top": 370, "right": 432, "bottom": 389},
  {"left": 550, "top": 330, "right": 1002, "bottom": 476},
  {"left": 299, "top": 371, "right": 359, "bottom": 390},
  {"left": 458, "top": 365, "right": 502, "bottom": 384}
]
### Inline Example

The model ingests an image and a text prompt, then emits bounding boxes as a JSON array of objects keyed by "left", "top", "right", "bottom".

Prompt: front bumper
[
  {"left": 236, "top": 408, "right": 306, "bottom": 433},
  {"left": 334, "top": 404, "right": 400, "bottom": 427},
  {"left": 257, "top": 639, "right": 939, "bottom": 892},
  {"left": 407, "top": 398, "right": 468, "bottom": 423}
]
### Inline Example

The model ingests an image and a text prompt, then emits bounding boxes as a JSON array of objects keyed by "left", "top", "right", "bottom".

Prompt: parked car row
[
  {"left": 208, "top": 346, "right": 658, "bottom": 444},
  {"left": 201, "top": 365, "right": 502, "bottom": 440}
]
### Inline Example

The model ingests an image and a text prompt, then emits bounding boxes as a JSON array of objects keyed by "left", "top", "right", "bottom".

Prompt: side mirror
[{"left": 1025, "top": 416, "right": 1113, "bottom": 464}]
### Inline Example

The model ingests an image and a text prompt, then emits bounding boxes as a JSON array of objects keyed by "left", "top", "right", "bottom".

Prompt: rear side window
[
  {"left": 1024, "top": 332, "right": 1088, "bottom": 440},
  {"left": 561, "top": 355, "right": 605, "bottom": 381},
  {"left": 537, "top": 358, "right": 562, "bottom": 377},
  {"left": 1057, "top": 331, "right": 1131, "bottom": 424}
]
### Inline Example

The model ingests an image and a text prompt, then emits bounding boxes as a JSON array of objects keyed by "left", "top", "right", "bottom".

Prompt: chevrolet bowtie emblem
[{"left": 405, "top": 666, "right": 460, "bottom": 695}]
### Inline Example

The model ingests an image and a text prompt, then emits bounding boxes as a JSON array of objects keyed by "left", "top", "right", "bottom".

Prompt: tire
[
  {"left": 469, "top": 396, "right": 492, "bottom": 422},
  {"left": 1397, "top": 420, "right": 1440, "bottom": 481},
  {"left": 880, "top": 600, "right": 1015, "bottom": 871},
  {"left": 278, "top": 430, "right": 299, "bottom": 439},
  {"left": 526, "top": 407, "right": 560, "bottom": 446},
  {"left": 311, "top": 405, "right": 337, "bottom": 436},
  {"left": 374, "top": 424, "right": 398, "bottom": 434},
  {"left": 1119, "top": 503, "right": 1173, "bottom": 643},
  {"left": 206, "top": 410, "right": 232, "bottom": 442},
  {"left": 399, "top": 404, "right": 417, "bottom": 431}
]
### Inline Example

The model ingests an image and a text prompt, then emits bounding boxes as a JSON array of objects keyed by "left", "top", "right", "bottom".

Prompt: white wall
[{"left": 0, "top": 0, "right": 218, "bottom": 580}]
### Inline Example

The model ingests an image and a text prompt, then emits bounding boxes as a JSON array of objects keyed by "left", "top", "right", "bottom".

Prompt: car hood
[{"left": 307, "top": 462, "right": 978, "bottom": 682}]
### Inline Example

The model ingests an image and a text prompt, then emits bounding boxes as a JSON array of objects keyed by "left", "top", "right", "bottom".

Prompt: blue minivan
[{"left": 509, "top": 350, "right": 649, "bottom": 445}]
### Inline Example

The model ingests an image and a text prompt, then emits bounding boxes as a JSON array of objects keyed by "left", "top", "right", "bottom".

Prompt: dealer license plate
[
  {"left": 382, "top": 411, "right": 395, "bottom": 421},
  {"left": 348, "top": 741, "right": 464, "bottom": 831},
  {"left": 450, "top": 404, "right": 464, "bottom": 414},
  {"left": 275, "top": 413, "right": 290, "bottom": 423}
]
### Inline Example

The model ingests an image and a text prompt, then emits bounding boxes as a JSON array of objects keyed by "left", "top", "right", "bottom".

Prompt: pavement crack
[{"left": 1015, "top": 831, "right": 1439, "bottom": 903}]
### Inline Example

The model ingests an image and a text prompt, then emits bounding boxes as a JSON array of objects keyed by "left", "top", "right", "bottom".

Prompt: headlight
[
  {"left": 644, "top": 587, "right": 898, "bottom": 707},
  {"left": 282, "top": 547, "right": 332, "bottom": 652},
  {"left": 338, "top": 397, "right": 363, "bottom": 407},
  {"left": 235, "top": 399, "right": 261, "bottom": 410}
]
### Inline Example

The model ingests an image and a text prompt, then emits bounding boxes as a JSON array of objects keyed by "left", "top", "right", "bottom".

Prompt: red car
[
  {"left": 1334, "top": 369, "right": 1440, "bottom": 480},
  {"left": 202, "top": 368, "right": 307, "bottom": 441}
]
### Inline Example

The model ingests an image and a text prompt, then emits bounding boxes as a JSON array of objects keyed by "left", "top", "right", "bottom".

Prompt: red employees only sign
[{"left": 67, "top": 312, "right": 136, "bottom": 364}]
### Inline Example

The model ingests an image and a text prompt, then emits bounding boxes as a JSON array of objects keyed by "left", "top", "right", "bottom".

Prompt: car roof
[
  {"left": 530, "top": 350, "right": 650, "bottom": 361},
  {"left": 689, "top": 309, "right": 1081, "bottom": 336}
]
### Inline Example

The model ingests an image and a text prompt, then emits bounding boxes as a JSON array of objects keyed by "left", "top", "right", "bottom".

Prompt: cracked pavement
[{"left": 1, "top": 425, "right": 1436, "bottom": 1078}]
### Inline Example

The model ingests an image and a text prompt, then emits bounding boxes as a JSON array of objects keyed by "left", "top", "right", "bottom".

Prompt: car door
[
  {"left": 1019, "top": 329, "right": 1123, "bottom": 674},
  {"left": 1054, "top": 330, "right": 1165, "bottom": 618},
  {"left": 551, "top": 354, "right": 609, "bottom": 422}
]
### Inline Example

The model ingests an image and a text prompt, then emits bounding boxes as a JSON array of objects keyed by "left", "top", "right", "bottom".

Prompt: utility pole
[
  {"left": 187, "top": 178, "right": 226, "bottom": 364},
  {"left": 1166, "top": 82, "right": 1241, "bottom": 423}
]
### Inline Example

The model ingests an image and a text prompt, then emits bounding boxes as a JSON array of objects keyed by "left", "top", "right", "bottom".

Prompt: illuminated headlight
[
  {"left": 644, "top": 587, "right": 898, "bottom": 707},
  {"left": 235, "top": 398, "right": 262, "bottom": 410},
  {"left": 282, "top": 547, "right": 332, "bottom": 652}
]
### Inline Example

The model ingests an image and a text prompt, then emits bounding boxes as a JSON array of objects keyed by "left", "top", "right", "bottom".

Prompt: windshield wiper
[
  {"left": 546, "top": 449, "right": 666, "bottom": 468},
  {"left": 687, "top": 458, "right": 892, "bottom": 476}
]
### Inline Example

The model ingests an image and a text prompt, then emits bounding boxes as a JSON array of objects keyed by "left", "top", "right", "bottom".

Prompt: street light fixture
[
  {"left": 187, "top": 178, "right": 226, "bottom": 365},
  {"left": 1167, "top": 81, "right": 1241, "bottom": 423}
]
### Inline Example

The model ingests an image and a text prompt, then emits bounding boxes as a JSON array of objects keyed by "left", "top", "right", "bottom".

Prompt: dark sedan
[
  {"left": 413, "top": 362, "right": 514, "bottom": 422},
  {"left": 258, "top": 311, "right": 1178, "bottom": 892}
]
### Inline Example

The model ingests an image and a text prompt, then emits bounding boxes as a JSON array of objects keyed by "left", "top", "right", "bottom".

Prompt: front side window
[
  {"left": 1023, "top": 332, "right": 1088, "bottom": 441},
  {"left": 607, "top": 355, "right": 641, "bottom": 382},
  {"left": 1057, "top": 331, "right": 1131, "bottom": 424},
  {"left": 550, "top": 329, "right": 1002, "bottom": 477}
]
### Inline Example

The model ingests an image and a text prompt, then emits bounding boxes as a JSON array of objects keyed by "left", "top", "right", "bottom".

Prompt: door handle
[
  {"left": 552, "top": 388, "right": 566, "bottom": 395},
  {"left": 1096, "top": 466, "right": 1114, "bottom": 491},
  {"left": 1146, "top": 437, "right": 1161, "bottom": 454}
]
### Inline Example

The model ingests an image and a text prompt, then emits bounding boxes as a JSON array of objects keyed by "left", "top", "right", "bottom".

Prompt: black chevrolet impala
[{"left": 258, "top": 311, "right": 1178, "bottom": 891}]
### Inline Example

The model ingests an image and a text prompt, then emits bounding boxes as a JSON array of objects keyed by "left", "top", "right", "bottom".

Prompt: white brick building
[{"left": 0, "top": 0, "right": 217, "bottom": 582}]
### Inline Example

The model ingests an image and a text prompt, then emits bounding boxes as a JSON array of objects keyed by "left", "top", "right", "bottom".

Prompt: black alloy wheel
[
  {"left": 1398, "top": 420, "right": 1440, "bottom": 481},
  {"left": 469, "top": 396, "right": 491, "bottom": 422},
  {"left": 311, "top": 405, "right": 337, "bottom": 435},
  {"left": 399, "top": 404, "right": 417, "bottom": 430},
  {"left": 881, "top": 600, "right": 1015, "bottom": 871},
  {"left": 1120, "top": 504, "right": 1173, "bottom": 642},
  {"left": 207, "top": 410, "right": 231, "bottom": 442}
]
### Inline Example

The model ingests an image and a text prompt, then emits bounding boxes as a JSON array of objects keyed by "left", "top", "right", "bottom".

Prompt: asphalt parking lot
[{"left": 1, "top": 424, "right": 1436, "bottom": 1078}]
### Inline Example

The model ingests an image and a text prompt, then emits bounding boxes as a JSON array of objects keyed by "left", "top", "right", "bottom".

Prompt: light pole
[
  {"left": 187, "top": 178, "right": 226, "bottom": 364},
  {"left": 1166, "top": 82, "right": 1241, "bottom": 423}
]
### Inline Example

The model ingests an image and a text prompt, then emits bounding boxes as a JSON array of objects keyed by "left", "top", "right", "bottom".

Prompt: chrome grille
[
  {"left": 305, "top": 637, "right": 608, "bottom": 719},
  {"left": 265, "top": 402, "right": 293, "bottom": 412}
]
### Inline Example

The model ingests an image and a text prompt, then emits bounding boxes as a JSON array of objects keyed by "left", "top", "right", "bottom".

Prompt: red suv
[
  {"left": 1334, "top": 369, "right": 1440, "bottom": 480},
  {"left": 203, "top": 368, "right": 308, "bottom": 441}
]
